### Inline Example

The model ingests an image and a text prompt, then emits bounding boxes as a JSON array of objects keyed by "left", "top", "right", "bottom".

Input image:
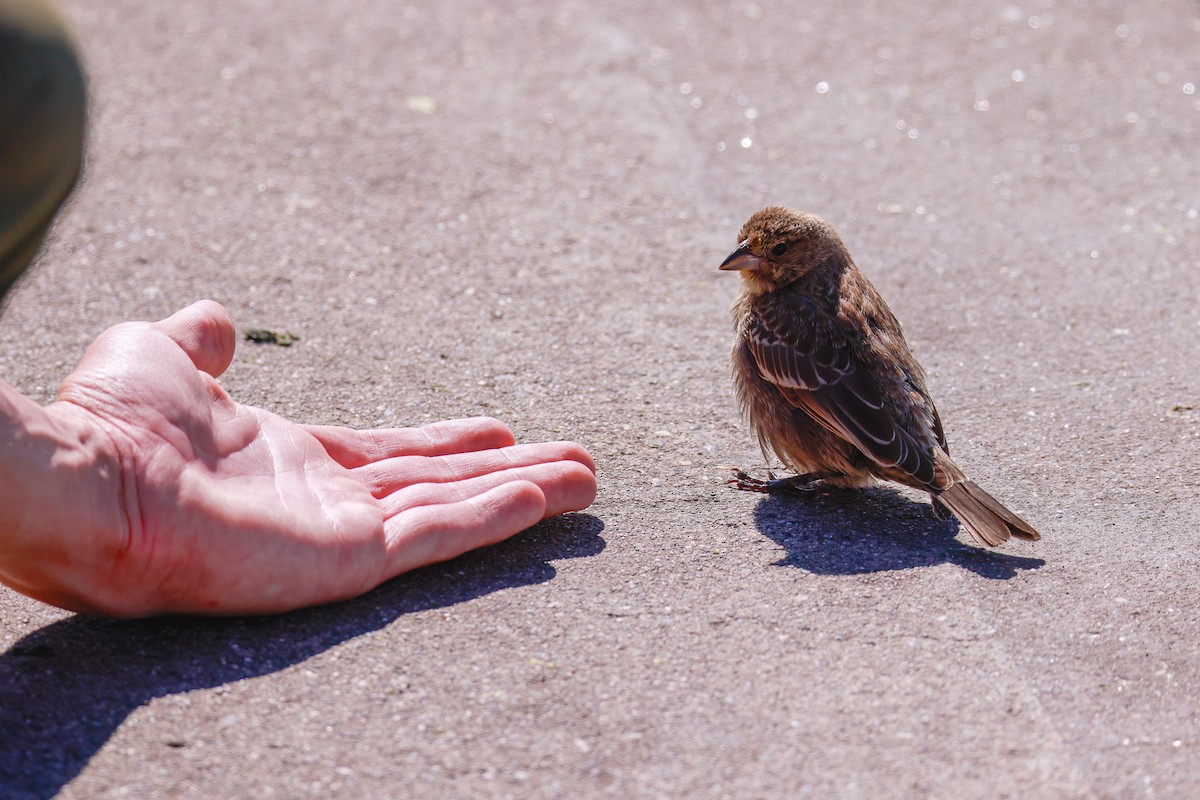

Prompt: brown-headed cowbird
[{"left": 721, "top": 206, "right": 1040, "bottom": 548}]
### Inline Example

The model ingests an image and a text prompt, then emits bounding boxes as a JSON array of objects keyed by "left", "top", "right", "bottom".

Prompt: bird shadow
[
  {"left": 751, "top": 484, "right": 1044, "bottom": 578},
  {"left": 0, "top": 513, "right": 605, "bottom": 800}
]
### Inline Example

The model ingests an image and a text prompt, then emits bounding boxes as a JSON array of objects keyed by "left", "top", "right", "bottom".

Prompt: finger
[
  {"left": 380, "top": 459, "right": 597, "bottom": 520},
  {"left": 384, "top": 480, "right": 547, "bottom": 575},
  {"left": 303, "top": 417, "right": 517, "bottom": 469},
  {"left": 354, "top": 441, "right": 596, "bottom": 497},
  {"left": 152, "top": 299, "right": 237, "bottom": 378}
]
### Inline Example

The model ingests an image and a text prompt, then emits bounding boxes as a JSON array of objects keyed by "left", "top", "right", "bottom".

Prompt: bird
[{"left": 720, "top": 206, "right": 1040, "bottom": 548}]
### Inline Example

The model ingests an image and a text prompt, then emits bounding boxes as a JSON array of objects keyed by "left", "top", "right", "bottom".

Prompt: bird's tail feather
[{"left": 937, "top": 480, "right": 1041, "bottom": 547}]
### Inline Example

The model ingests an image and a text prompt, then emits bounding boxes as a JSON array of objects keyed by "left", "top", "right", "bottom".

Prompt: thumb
[{"left": 152, "top": 300, "right": 237, "bottom": 378}]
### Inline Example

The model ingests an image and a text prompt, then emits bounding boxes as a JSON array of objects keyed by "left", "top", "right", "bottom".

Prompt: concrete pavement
[{"left": 2, "top": 1, "right": 1198, "bottom": 797}]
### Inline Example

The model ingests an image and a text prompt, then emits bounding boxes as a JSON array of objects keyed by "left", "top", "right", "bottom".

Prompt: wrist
[{"left": 0, "top": 380, "right": 127, "bottom": 613}]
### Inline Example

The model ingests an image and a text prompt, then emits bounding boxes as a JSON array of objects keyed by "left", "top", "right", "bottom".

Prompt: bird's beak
[{"left": 719, "top": 240, "right": 762, "bottom": 272}]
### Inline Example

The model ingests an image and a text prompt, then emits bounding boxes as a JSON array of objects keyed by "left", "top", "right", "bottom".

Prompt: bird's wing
[
  {"left": 746, "top": 296, "right": 938, "bottom": 486},
  {"left": 930, "top": 393, "right": 948, "bottom": 455}
]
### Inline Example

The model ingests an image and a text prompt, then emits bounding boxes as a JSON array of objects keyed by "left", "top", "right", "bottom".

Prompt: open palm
[{"left": 7, "top": 300, "right": 596, "bottom": 616}]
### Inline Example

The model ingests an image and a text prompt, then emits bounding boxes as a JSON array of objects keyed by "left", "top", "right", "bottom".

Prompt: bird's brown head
[{"left": 719, "top": 206, "right": 849, "bottom": 294}]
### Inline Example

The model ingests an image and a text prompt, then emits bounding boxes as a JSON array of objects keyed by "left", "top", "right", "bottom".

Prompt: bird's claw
[
  {"left": 726, "top": 468, "right": 770, "bottom": 492},
  {"left": 726, "top": 468, "right": 821, "bottom": 495}
]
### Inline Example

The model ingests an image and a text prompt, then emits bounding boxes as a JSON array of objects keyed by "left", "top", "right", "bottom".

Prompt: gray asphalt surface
[{"left": 2, "top": 1, "right": 1198, "bottom": 797}]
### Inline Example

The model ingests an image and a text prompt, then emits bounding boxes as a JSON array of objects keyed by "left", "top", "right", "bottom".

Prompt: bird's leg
[
  {"left": 930, "top": 494, "right": 952, "bottom": 521},
  {"left": 727, "top": 468, "right": 824, "bottom": 494}
]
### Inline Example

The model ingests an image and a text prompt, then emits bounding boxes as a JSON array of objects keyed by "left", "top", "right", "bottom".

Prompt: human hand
[{"left": 0, "top": 300, "right": 597, "bottom": 617}]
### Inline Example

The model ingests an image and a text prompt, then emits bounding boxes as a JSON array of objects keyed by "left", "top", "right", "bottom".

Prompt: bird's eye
[{"left": 770, "top": 242, "right": 790, "bottom": 258}]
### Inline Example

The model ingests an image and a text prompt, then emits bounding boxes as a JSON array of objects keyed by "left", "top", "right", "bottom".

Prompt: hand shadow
[
  {"left": 752, "top": 485, "right": 1044, "bottom": 578},
  {"left": 0, "top": 513, "right": 604, "bottom": 800}
]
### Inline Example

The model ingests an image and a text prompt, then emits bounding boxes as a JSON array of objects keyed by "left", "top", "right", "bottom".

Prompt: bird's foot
[{"left": 727, "top": 468, "right": 823, "bottom": 495}]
